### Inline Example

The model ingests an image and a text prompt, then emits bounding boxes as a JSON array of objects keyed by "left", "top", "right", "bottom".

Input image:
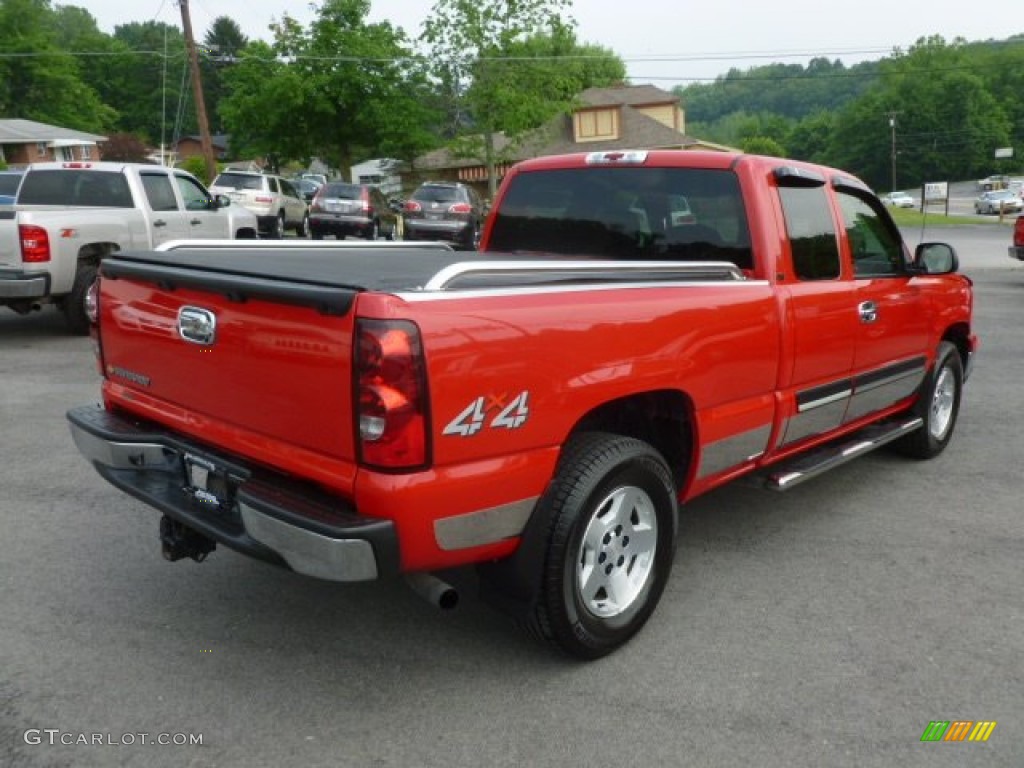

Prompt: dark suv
[
  {"left": 309, "top": 182, "right": 398, "bottom": 240},
  {"left": 403, "top": 181, "right": 484, "bottom": 250}
]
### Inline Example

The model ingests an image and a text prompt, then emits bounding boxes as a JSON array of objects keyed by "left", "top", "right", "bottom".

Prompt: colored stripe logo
[{"left": 920, "top": 721, "right": 997, "bottom": 742}]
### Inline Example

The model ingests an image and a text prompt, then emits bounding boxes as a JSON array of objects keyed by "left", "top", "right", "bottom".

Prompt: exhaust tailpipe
[{"left": 405, "top": 572, "right": 459, "bottom": 610}]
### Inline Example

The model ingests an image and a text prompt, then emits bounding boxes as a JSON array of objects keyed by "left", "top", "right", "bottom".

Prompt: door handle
[
  {"left": 153, "top": 219, "right": 167, "bottom": 228},
  {"left": 859, "top": 301, "right": 878, "bottom": 323},
  {"left": 190, "top": 218, "right": 202, "bottom": 226}
]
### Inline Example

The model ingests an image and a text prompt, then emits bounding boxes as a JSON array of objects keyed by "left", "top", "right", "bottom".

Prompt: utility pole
[
  {"left": 886, "top": 111, "right": 898, "bottom": 192},
  {"left": 178, "top": 0, "right": 217, "bottom": 182}
]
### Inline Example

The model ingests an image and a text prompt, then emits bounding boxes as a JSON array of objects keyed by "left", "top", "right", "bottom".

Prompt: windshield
[
  {"left": 213, "top": 173, "right": 264, "bottom": 191},
  {"left": 487, "top": 167, "right": 753, "bottom": 269},
  {"left": 413, "top": 185, "right": 461, "bottom": 204},
  {"left": 321, "top": 183, "right": 363, "bottom": 200}
]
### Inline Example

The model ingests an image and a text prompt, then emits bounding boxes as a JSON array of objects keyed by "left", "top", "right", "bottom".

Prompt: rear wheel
[
  {"left": 526, "top": 433, "right": 678, "bottom": 659},
  {"left": 63, "top": 264, "right": 97, "bottom": 335},
  {"left": 295, "top": 212, "right": 309, "bottom": 238},
  {"left": 896, "top": 341, "right": 963, "bottom": 459},
  {"left": 365, "top": 221, "right": 379, "bottom": 241},
  {"left": 271, "top": 211, "right": 285, "bottom": 239}
]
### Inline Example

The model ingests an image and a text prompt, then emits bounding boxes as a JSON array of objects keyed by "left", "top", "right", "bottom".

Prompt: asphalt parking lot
[{"left": 1, "top": 224, "right": 1021, "bottom": 767}]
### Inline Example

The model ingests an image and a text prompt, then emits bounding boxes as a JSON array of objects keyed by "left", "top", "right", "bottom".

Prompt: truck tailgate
[{"left": 95, "top": 246, "right": 460, "bottom": 479}]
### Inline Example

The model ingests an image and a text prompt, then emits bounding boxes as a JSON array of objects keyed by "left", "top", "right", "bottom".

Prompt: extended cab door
[
  {"left": 138, "top": 169, "right": 188, "bottom": 245},
  {"left": 834, "top": 186, "right": 929, "bottom": 422},
  {"left": 774, "top": 170, "right": 859, "bottom": 446}
]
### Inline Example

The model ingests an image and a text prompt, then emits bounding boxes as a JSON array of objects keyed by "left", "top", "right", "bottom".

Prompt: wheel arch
[
  {"left": 567, "top": 389, "right": 695, "bottom": 492},
  {"left": 941, "top": 321, "right": 973, "bottom": 376},
  {"left": 77, "top": 241, "right": 119, "bottom": 268}
]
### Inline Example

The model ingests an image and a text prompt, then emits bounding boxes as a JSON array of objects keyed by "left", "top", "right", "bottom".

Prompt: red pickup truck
[{"left": 68, "top": 150, "right": 976, "bottom": 659}]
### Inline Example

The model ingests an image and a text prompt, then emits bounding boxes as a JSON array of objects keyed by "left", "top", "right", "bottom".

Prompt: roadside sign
[{"left": 995, "top": 147, "right": 1013, "bottom": 159}]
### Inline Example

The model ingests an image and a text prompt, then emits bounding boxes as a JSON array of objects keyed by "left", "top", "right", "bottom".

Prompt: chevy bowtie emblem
[{"left": 177, "top": 306, "right": 217, "bottom": 346}]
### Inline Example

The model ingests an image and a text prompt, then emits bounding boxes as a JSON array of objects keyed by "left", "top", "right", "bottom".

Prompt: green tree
[
  {"left": 200, "top": 16, "right": 249, "bottom": 134},
  {"left": 102, "top": 22, "right": 189, "bottom": 146},
  {"left": 0, "top": 0, "right": 114, "bottom": 131},
  {"left": 741, "top": 136, "right": 786, "bottom": 157},
  {"left": 422, "top": 0, "right": 594, "bottom": 196},
  {"left": 219, "top": 0, "right": 439, "bottom": 172},
  {"left": 829, "top": 37, "right": 1010, "bottom": 189}
]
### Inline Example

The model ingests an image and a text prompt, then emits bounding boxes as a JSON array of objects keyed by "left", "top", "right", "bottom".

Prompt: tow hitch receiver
[{"left": 160, "top": 515, "right": 216, "bottom": 562}]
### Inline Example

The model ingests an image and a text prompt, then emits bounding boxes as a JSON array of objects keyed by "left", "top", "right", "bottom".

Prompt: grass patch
[{"left": 887, "top": 207, "right": 1017, "bottom": 228}]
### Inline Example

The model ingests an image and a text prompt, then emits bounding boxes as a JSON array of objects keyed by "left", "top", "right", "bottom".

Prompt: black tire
[
  {"left": 295, "top": 212, "right": 309, "bottom": 238},
  {"left": 527, "top": 433, "right": 678, "bottom": 659},
  {"left": 896, "top": 341, "right": 963, "bottom": 459},
  {"left": 272, "top": 211, "right": 285, "bottom": 239},
  {"left": 63, "top": 264, "right": 97, "bottom": 335},
  {"left": 311, "top": 230, "right": 324, "bottom": 241},
  {"left": 365, "top": 221, "right": 379, "bottom": 241}
]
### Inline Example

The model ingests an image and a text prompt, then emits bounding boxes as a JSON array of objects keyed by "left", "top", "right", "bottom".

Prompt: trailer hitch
[{"left": 159, "top": 515, "right": 216, "bottom": 563}]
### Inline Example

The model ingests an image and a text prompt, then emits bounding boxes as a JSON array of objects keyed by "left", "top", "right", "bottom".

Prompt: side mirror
[
  {"left": 913, "top": 242, "right": 958, "bottom": 274},
  {"left": 214, "top": 194, "right": 231, "bottom": 209}
]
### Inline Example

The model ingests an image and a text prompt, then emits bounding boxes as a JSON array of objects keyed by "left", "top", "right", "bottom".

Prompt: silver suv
[{"left": 210, "top": 170, "right": 309, "bottom": 238}]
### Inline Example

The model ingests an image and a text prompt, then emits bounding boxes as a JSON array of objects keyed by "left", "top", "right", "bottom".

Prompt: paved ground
[{"left": 1, "top": 226, "right": 1021, "bottom": 767}]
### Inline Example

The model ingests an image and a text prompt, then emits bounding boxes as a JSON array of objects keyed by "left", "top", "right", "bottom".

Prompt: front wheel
[
  {"left": 896, "top": 341, "right": 963, "bottom": 459},
  {"left": 295, "top": 212, "right": 309, "bottom": 238},
  {"left": 527, "top": 433, "right": 678, "bottom": 659}
]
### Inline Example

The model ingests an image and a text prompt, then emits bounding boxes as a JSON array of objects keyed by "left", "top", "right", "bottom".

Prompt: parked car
[
  {"left": 308, "top": 182, "right": 398, "bottom": 240},
  {"left": 403, "top": 181, "right": 485, "bottom": 250},
  {"left": 974, "top": 189, "right": 1024, "bottom": 215},
  {"left": 0, "top": 169, "right": 24, "bottom": 204},
  {"left": 293, "top": 177, "right": 322, "bottom": 203},
  {"left": 881, "top": 191, "right": 915, "bottom": 208},
  {"left": 209, "top": 170, "right": 309, "bottom": 238}
]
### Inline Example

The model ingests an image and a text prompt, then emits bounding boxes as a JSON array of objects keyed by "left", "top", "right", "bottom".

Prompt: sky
[{"left": 78, "top": 0, "right": 1018, "bottom": 87}]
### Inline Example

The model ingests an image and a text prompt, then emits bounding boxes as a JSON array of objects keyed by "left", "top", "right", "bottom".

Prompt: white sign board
[
  {"left": 995, "top": 147, "right": 1014, "bottom": 159},
  {"left": 924, "top": 182, "right": 948, "bottom": 202}
]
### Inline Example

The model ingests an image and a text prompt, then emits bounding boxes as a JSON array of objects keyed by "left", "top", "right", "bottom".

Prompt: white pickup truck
[{"left": 0, "top": 161, "right": 257, "bottom": 332}]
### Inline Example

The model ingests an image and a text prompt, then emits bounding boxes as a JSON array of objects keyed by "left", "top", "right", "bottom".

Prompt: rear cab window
[
  {"left": 19, "top": 170, "right": 134, "bottom": 207},
  {"left": 486, "top": 167, "right": 753, "bottom": 270}
]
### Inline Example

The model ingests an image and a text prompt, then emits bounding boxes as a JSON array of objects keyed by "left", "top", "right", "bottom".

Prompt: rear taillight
[
  {"left": 448, "top": 202, "right": 472, "bottom": 214},
  {"left": 19, "top": 225, "right": 51, "bottom": 262},
  {"left": 254, "top": 195, "right": 274, "bottom": 204},
  {"left": 355, "top": 319, "right": 429, "bottom": 470},
  {"left": 404, "top": 200, "right": 422, "bottom": 212}
]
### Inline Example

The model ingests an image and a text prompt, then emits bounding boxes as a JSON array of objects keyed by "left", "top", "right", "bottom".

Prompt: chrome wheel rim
[
  {"left": 930, "top": 366, "right": 956, "bottom": 439},
  {"left": 576, "top": 485, "right": 658, "bottom": 619}
]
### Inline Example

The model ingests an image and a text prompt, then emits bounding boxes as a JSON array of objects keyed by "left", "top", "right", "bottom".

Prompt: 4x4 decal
[{"left": 443, "top": 391, "right": 530, "bottom": 437}]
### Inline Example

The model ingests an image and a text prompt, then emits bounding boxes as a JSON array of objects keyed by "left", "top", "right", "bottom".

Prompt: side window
[
  {"left": 267, "top": 177, "right": 279, "bottom": 194},
  {"left": 778, "top": 186, "right": 840, "bottom": 280},
  {"left": 837, "top": 192, "right": 906, "bottom": 277},
  {"left": 175, "top": 175, "right": 212, "bottom": 211},
  {"left": 140, "top": 173, "right": 180, "bottom": 212},
  {"left": 280, "top": 179, "right": 296, "bottom": 199}
]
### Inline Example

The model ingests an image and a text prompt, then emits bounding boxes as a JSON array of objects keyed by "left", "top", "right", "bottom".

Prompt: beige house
[
  {"left": 409, "top": 84, "right": 730, "bottom": 193},
  {"left": 0, "top": 119, "right": 106, "bottom": 167}
]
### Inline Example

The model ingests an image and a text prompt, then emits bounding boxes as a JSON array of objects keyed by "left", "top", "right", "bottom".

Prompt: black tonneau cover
[{"left": 106, "top": 245, "right": 472, "bottom": 292}]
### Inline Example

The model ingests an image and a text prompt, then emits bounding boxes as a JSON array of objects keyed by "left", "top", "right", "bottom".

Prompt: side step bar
[{"left": 764, "top": 417, "right": 923, "bottom": 491}]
